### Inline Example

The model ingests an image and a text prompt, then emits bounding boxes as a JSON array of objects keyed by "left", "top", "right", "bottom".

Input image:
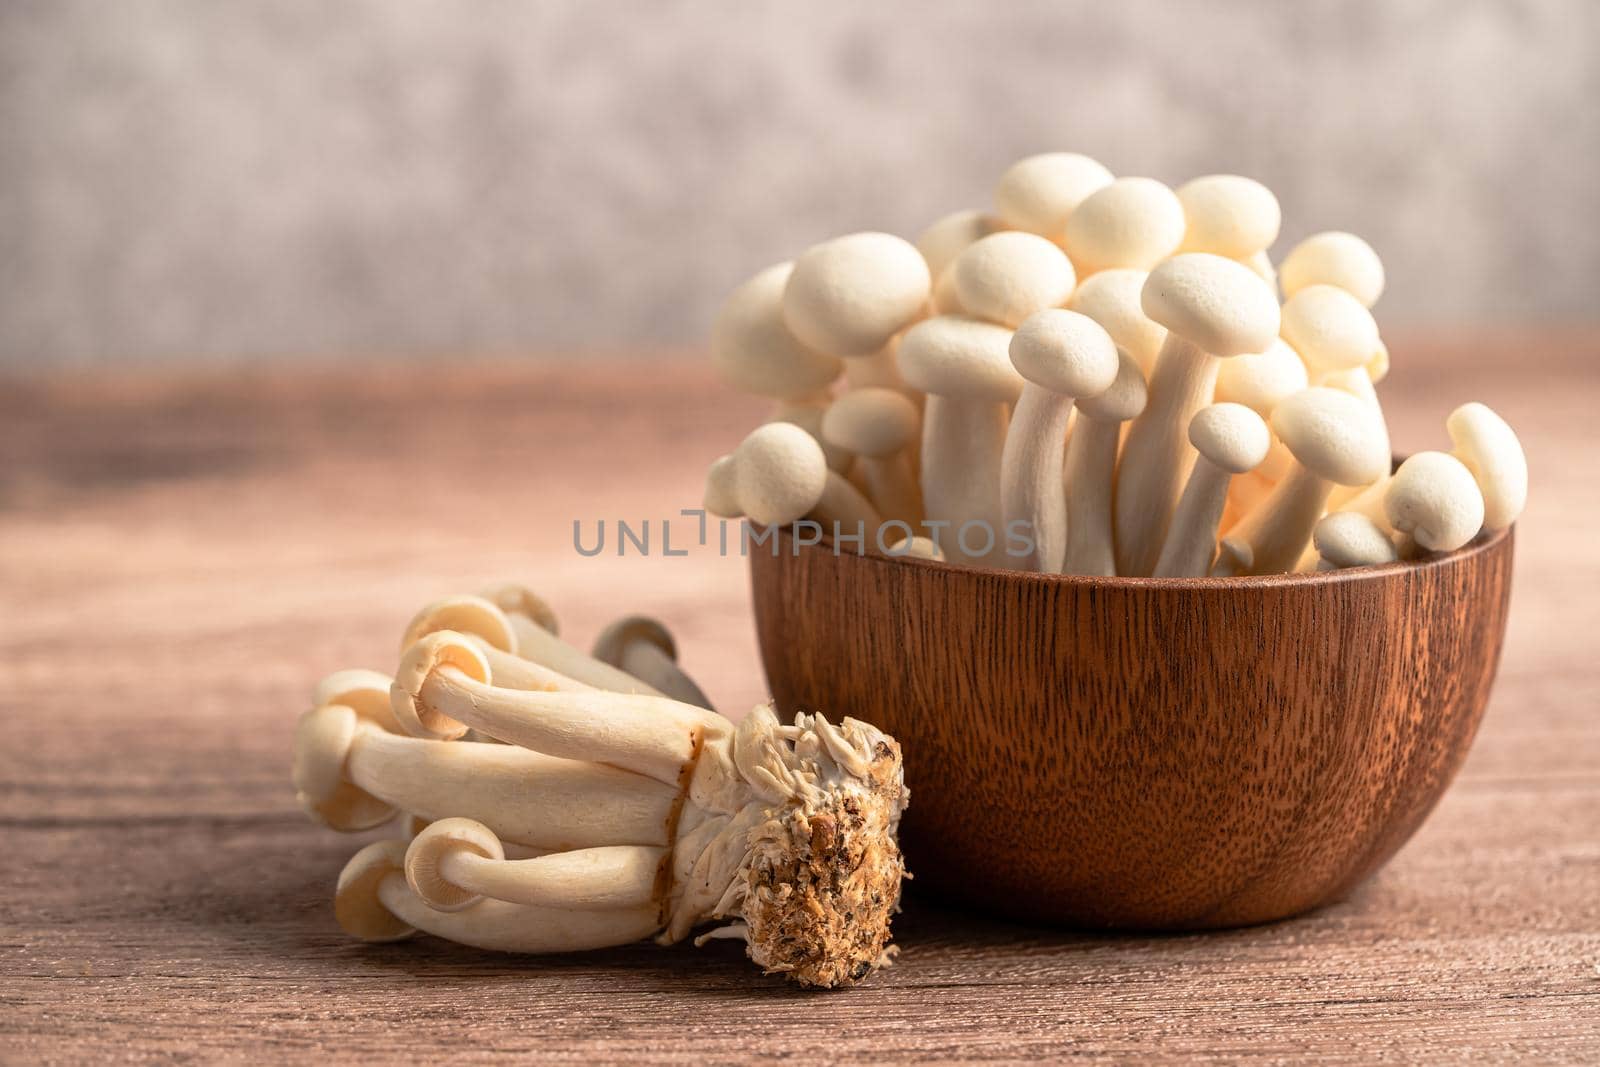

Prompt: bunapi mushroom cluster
[
  {"left": 293, "top": 587, "right": 909, "bottom": 988},
  {"left": 704, "top": 153, "right": 1528, "bottom": 575}
]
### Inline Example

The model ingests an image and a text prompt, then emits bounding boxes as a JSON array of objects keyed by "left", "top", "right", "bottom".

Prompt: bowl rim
[{"left": 756, "top": 522, "right": 1512, "bottom": 590}]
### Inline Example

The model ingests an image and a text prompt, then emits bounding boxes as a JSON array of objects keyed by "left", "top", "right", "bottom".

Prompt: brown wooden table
[{"left": 3, "top": 339, "right": 1597, "bottom": 1062}]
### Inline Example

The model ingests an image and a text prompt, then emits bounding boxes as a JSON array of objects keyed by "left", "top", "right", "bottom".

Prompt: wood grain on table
[{"left": 2, "top": 338, "right": 1597, "bottom": 1063}]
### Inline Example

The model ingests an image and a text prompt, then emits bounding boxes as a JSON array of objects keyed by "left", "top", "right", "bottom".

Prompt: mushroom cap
[
  {"left": 1065, "top": 268, "right": 1167, "bottom": 371},
  {"left": 1280, "top": 231, "right": 1385, "bottom": 307},
  {"left": 1271, "top": 387, "right": 1392, "bottom": 487},
  {"left": 915, "top": 209, "right": 1005, "bottom": 279},
  {"left": 292, "top": 703, "right": 397, "bottom": 831},
  {"left": 732, "top": 421, "right": 829, "bottom": 527},
  {"left": 1189, "top": 403, "right": 1272, "bottom": 475},
  {"left": 896, "top": 315, "right": 1024, "bottom": 402},
  {"left": 1075, "top": 349, "right": 1148, "bottom": 422},
  {"left": 1280, "top": 284, "right": 1381, "bottom": 376},
  {"left": 1314, "top": 511, "right": 1399, "bottom": 569},
  {"left": 479, "top": 583, "right": 560, "bottom": 637},
  {"left": 952, "top": 232, "right": 1076, "bottom": 329},
  {"left": 313, "top": 668, "right": 400, "bottom": 733},
  {"left": 1008, "top": 309, "right": 1119, "bottom": 398},
  {"left": 592, "top": 614, "right": 677, "bottom": 669},
  {"left": 768, "top": 400, "right": 852, "bottom": 473},
  {"left": 993, "top": 152, "right": 1113, "bottom": 237},
  {"left": 1214, "top": 338, "right": 1309, "bottom": 417},
  {"left": 389, "top": 630, "right": 493, "bottom": 741},
  {"left": 712, "top": 262, "right": 842, "bottom": 398},
  {"left": 821, "top": 387, "right": 920, "bottom": 458},
  {"left": 1141, "top": 254, "right": 1281, "bottom": 356},
  {"left": 885, "top": 534, "right": 945, "bottom": 561},
  {"left": 405, "top": 818, "right": 506, "bottom": 912},
  {"left": 1176, "top": 174, "right": 1282, "bottom": 260},
  {"left": 401, "top": 594, "right": 516, "bottom": 655},
  {"left": 1065, "top": 177, "right": 1186, "bottom": 275},
  {"left": 1447, "top": 402, "right": 1527, "bottom": 530},
  {"left": 1384, "top": 451, "right": 1486, "bottom": 552},
  {"left": 782, "top": 232, "right": 932, "bottom": 357},
  {"left": 335, "top": 841, "right": 416, "bottom": 943},
  {"left": 702, "top": 454, "right": 743, "bottom": 518}
]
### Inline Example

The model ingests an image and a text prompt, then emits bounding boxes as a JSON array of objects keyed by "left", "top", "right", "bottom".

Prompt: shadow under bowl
[{"left": 750, "top": 524, "right": 1514, "bottom": 931}]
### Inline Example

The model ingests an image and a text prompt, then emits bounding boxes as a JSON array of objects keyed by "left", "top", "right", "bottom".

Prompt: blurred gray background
[{"left": 1, "top": 0, "right": 1596, "bottom": 368}]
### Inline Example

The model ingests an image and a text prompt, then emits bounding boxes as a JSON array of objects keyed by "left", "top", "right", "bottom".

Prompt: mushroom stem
[
  {"left": 403, "top": 595, "right": 633, "bottom": 697},
  {"left": 1215, "top": 465, "right": 1331, "bottom": 576},
  {"left": 1152, "top": 461, "right": 1232, "bottom": 577},
  {"left": 334, "top": 718, "right": 677, "bottom": 849},
  {"left": 409, "top": 820, "right": 666, "bottom": 911},
  {"left": 394, "top": 633, "right": 720, "bottom": 786},
  {"left": 1152, "top": 403, "right": 1270, "bottom": 577},
  {"left": 1114, "top": 333, "right": 1216, "bottom": 575},
  {"left": 856, "top": 452, "right": 923, "bottom": 529},
  {"left": 1060, "top": 416, "right": 1121, "bottom": 575},
  {"left": 374, "top": 872, "right": 662, "bottom": 952},
  {"left": 472, "top": 645, "right": 596, "bottom": 694},
  {"left": 998, "top": 310, "right": 1119, "bottom": 571},
  {"left": 614, "top": 638, "right": 713, "bottom": 711},
  {"left": 502, "top": 614, "right": 667, "bottom": 698},
  {"left": 920, "top": 396, "right": 1010, "bottom": 565},
  {"left": 1000, "top": 386, "right": 1073, "bottom": 571},
  {"left": 440, "top": 846, "right": 664, "bottom": 910},
  {"left": 810, "top": 472, "right": 884, "bottom": 542}
]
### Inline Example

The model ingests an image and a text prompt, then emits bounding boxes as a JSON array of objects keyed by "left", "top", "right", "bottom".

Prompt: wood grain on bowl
[{"left": 752, "top": 526, "right": 1514, "bottom": 930}]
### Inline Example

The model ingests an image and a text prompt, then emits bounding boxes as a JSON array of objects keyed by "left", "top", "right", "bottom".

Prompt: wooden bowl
[{"left": 750, "top": 525, "right": 1514, "bottom": 930}]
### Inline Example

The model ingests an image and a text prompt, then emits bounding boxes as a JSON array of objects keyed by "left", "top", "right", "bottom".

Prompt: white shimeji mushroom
[
  {"left": 1060, "top": 350, "right": 1147, "bottom": 576},
  {"left": 1153, "top": 403, "right": 1272, "bottom": 577},
  {"left": 767, "top": 397, "right": 854, "bottom": 474},
  {"left": 299, "top": 630, "right": 908, "bottom": 988},
  {"left": 1066, "top": 268, "right": 1168, "bottom": 374},
  {"left": 1214, "top": 338, "right": 1309, "bottom": 418},
  {"left": 782, "top": 232, "right": 932, "bottom": 358},
  {"left": 712, "top": 263, "right": 842, "bottom": 401},
  {"left": 822, "top": 387, "right": 925, "bottom": 527},
  {"left": 1447, "top": 402, "right": 1528, "bottom": 531},
  {"left": 1383, "top": 451, "right": 1486, "bottom": 555},
  {"left": 733, "top": 422, "right": 883, "bottom": 539},
  {"left": 1331, "top": 400, "right": 1526, "bottom": 544},
  {"left": 1280, "top": 284, "right": 1382, "bottom": 382},
  {"left": 993, "top": 152, "right": 1114, "bottom": 240},
  {"left": 1065, "top": 177, "right": 1187, "bottom": 276},
  {"left": 703, "top": 454, "right": 743, "bottom": 519},
  {"left": 1214, "top": 338, "right": 1310, "bottom": 527},
  {"left": 592, "top": 615, "right": 714, "bottom": 711},
  {"left": 295, "top": 669, "right": 407, "bottom": 830},
  {"left": 1000, "top": 309, "right": 1119, "bottom": 572},
  {"left": 1214, "top": 387, "right": 1390, "bottom": 576},
  {"left": 402, "top": 593, "right": 649, "bottom": 698},
  {"left": 884, "top": 533, "right": 945, "bottom": 561},
  {"left": 896, "top": 315, "right": 1024, "bottom": 566},
  {"left": 951, "top": 232, "right": 1077, "bottom": 329},
  {"left": 1114, "top": 254, "right": 1281, "bottom": 576},
  {"left": 1279, "top": 231, "right": 1385, "bottom": 308},
  {"left": 1312, "top": 511, "right": 1399, "bottom": 570},
  {"left": 1176, "top": 175, "right": 1282, "bottom": 262},
  {"left": 915, "top": 209, "right": 1007, "bottom": 293}
]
